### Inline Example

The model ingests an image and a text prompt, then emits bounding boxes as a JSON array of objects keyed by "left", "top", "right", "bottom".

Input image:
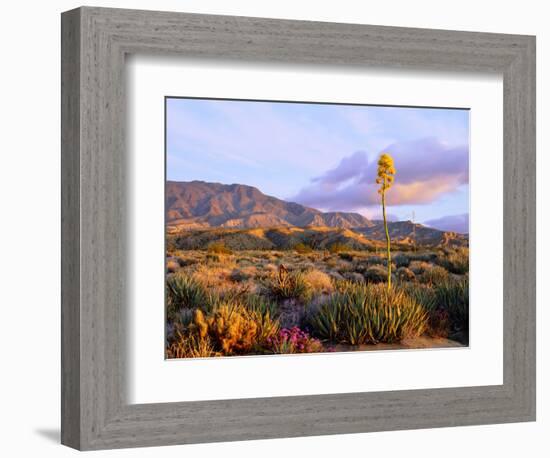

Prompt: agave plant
[
  {"left": 166, "top": 275, "right": 215, "bottom": 322},
  {"left": 307, "top": 283, "right": 428, "bottom": 345},
  {"left": 265, "top": 265, "right": 312, "bottom": 302}
]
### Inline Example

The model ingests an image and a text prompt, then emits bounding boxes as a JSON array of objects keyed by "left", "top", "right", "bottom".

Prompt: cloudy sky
[{"left": 166, "top": 97, "right": 469, "bottom": 230}]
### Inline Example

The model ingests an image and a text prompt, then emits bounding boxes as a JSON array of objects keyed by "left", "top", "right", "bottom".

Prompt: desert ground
[{"left": 165, "top": 229, "right": 469, "bottom": 358}]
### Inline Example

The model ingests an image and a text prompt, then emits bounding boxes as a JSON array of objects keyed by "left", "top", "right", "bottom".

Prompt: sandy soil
[{"left": 333, "top": 336, "right": 466, "bottom": 353}]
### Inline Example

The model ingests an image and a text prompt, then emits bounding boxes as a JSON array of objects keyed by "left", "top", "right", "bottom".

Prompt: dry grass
[
  {"left": 302, "top": 269, "right": 333, "bottom": 293},
  {"left": 165, "top": 247, "right": 469, "bottom": 357}
]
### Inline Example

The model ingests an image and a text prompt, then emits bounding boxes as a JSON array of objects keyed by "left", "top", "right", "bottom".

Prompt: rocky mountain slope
[
  {"left": 166, "top": 180, "right": 468, "bottom": 248},
  {"left": 167, "top": 180, "right": 373, "bottom": 229}
]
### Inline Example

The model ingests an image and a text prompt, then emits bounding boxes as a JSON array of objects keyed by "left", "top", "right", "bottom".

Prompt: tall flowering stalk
[{"left": 376, "top": 153, "right": 396, "bottom": 289}]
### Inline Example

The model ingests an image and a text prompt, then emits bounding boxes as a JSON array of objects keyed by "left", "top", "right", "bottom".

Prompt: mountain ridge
[
  {"left": 166, "top": 180, "right": 373, "bottom": 229},
  {"left": 166, "top": 180, "right": 468, "bottom": 248}
]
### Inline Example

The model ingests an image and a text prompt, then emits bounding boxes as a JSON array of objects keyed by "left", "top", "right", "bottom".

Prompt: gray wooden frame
[{"left": 61, "top": 6, "right": 536, "bottom": 451}]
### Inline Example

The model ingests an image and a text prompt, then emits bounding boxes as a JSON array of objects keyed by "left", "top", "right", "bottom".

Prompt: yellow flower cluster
[{"left": 376, "top": 153, "right": 396, "bottom": 194}]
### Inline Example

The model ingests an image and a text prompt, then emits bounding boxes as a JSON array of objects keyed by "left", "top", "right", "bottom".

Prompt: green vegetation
[
  {"left": 166, "top": 275, "right": 211, "bottom": 321},
  {"left": 293, "top": 242, "right": 313, "bottom": 254},
  {"left": 165, "top": 243, "right": 469, "bottom": 358},
  {"left": 328, "top": 242, "right": 349, "bottom": 254},
  {"left": 435, "top": 247, "right": 469, "bottom": 275},
  {"left": 207, "top": 241, "right": 233, "bottom": 255},
  {"left": 265, "top": 265, "right": 313, "bottom": 302},
  {"left": 435, "top": 278, "right": 469, "bottom": 340},
  {"left": 306, "top": 282, "right": 428, "bottom": 345}
]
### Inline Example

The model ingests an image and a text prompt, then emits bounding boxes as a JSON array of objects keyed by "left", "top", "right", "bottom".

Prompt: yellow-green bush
[
  {"left": 166, "top": 330, "right": 216, "bottom": 358},
  {"left": 419, "top": 265, "right": 449, "bottom": 285},
  {"left": 393, "top": 253, "right": 410, "bottom": 268},
  {"left": 265, "top": 266, "right": 312, "bottom": 302},
  {"left": 328, "top": 242, "right": 349, "bottom": 254},
  {"left": 396, "top": 266, "right": 415, "bottom": 282},
  {"left": 195, "top": 305, "right": 257, "bottom": 354},
  {"left": 166, "top": 259, "right": 179, "bottom": 273},
  {"left": 302, "top": 269, "right": 333, "bottom": 294},
  {"left": 167, "top": 302, "right": 280, "bottom": 357},
  {"left": 435, "top": 277, "right": 469, "bottom": 340},
  {"left": 436, "top": 248, "right": 469, "bottom": 275},
  {"left": 364, "top": 265, "right": 388, "bottom": 283},
  {"left": 293, "top": 243, "right": 313, "bottom": 254},
  {"left": 207, "top": 242, "right": 233, "bottom": 255},
  {"left": 402, "top": 279, "right": 469, "bottom": 341},
  {"left": 166, "top": 275, "right": 213, "bottom": 321}
]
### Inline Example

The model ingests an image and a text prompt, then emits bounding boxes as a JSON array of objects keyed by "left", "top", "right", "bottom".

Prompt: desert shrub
[
  {"left": 191, "top": 264, "right": 236, "bottom": 291},
  {"left": 343, "top": 272, "right": 365, "bottom": 284},
  {"left": 408, "top": 260, "right": 432, "bottom": 275},
  {"left": 396, "top": 266, "right": 415, "bottom": 282},
  {"left": 353, "top": 262, "right": 367, "bottom": 274},
  {"left": 402, "top": 283, "right": 436, "bottom": 311},
  {"left": 229, "top": 268, "right": 250, "bottom": 283},
  {"left": 205, "top": 253, "right": 222, "bottom": 263},
  {"left": 328, "top": 271, "right": 345, "bottom": 282},
  {"left": 171, "top": 307, "right": 195, "bottom": 329},
  {"left": 393, "top": 253, "right": 410, "bottom": 268},
  {"left": 293, "top": 243, "right": 313, "bottom": 254},
  {"left": 240, "top": 295, "right": 280, "bottom": 336},
  {"left": 166, "top": 275, "right": 212, "bottom": 321},
  {"left": 409, "top": 252, "right": 438, "bottom": 262},
  {"left": 307, "top": 253, "right": 321, "bottom": 262},
  {"left": 267, "top": 327, "right": 323, "bottom": 354},
  {"left": 401, "top": 280, "right": 468, "bottom": 340},
  {"left": 338, "top": 252, "right": 354, "bottom": 261},
  {"left": 240, "top": 293, "right": 272, "bottom": 312},
  {"left": 207, "top": 242, "right": 233, "bottom": 255},
  {"left": 400, "top": 283, "right": 449, "bottom": 337},
  {"left": 426, "top": 308, "right": 451, "bottom": 338},
  {"left": 365, "top": 255, "right": 385, "bottom": 265},
  {"left": 419, "top": 265, "right": 449, "bottom": 285},
  {"left": 264, "top": 263, "right": 278, "bottom": 274},
  {"left": 302, "top": 269, "right": 334, "bottom": 294},
  {"left": 364, "top": 265, "right": 388, "bottom": 283},
  {"left": 249, "top": 307, "right": 280, "bottom": 344},
  {"left": 435, "top": 248, "right": 469, "bottom": 275},
  {"left": 166, "top": 330, "right": 216, "bottom": 358},
  {"left": 190, "top": 303, "right": 279, "bottom": 355},
  {"left": 166, "top": 259, "right": 179, "bottom": 273},
  {"left": 328, "top": 242, "right": 349, "bottom": 254},
  {"left": 265, "top": 266, "right": 312, "bottom": 302},
  {"left": 176, "top": 256, "right": 198, "bottom": 267},
  {"left": 306, "top": 283, "right": 428, "bottom": 345},
  {"left": 435, "top": 278, "right": 469, "bottom": 340}
]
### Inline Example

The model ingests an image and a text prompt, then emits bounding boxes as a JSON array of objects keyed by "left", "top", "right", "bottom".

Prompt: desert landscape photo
[{"left": 164, "top": 97, "right": 469, "bottom": 358}]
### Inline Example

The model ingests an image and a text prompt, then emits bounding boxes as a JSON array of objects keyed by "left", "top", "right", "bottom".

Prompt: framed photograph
[
  {"left": 163, "top": 97, "right": 471, "bottom": 359},
  {"left": 61, "top": 6, "right": 536, "bottom": 450}
]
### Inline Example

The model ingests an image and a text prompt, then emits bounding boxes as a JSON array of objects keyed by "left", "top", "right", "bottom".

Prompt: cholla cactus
[
  {"left": 376, "top": 153, "right": 396, "bottom": 289},
  {"left": 203, "top": 305, "right": 258, "bottom": 354}
]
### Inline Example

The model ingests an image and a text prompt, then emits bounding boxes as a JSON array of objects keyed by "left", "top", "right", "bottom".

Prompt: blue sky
[{"left": 166, "top": 97, "right": 469, "bottom": 226}]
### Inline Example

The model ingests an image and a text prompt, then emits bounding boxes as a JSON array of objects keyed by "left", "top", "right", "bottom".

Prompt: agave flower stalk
[{"left": 376, "top": 153, "right": 396, "bottom": 289}]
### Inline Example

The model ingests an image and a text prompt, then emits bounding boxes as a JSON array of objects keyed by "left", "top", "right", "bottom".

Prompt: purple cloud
[
  {"left": 292, "top": 137, "right": 468, "bottom": 211},
  {"left": 312, "top": 150, "right": 369, "bottom": 185},
  {"left": 424, "top": 214, "right": 469, "bottom": 234}
]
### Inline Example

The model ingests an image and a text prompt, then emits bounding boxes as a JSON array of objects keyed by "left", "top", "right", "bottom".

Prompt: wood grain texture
[
  {"left": 61, "top": 6, "right": 536, "bottom": 450},
  {"left": 60, "top": 7, "right": 81, "bottom": 449}
]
